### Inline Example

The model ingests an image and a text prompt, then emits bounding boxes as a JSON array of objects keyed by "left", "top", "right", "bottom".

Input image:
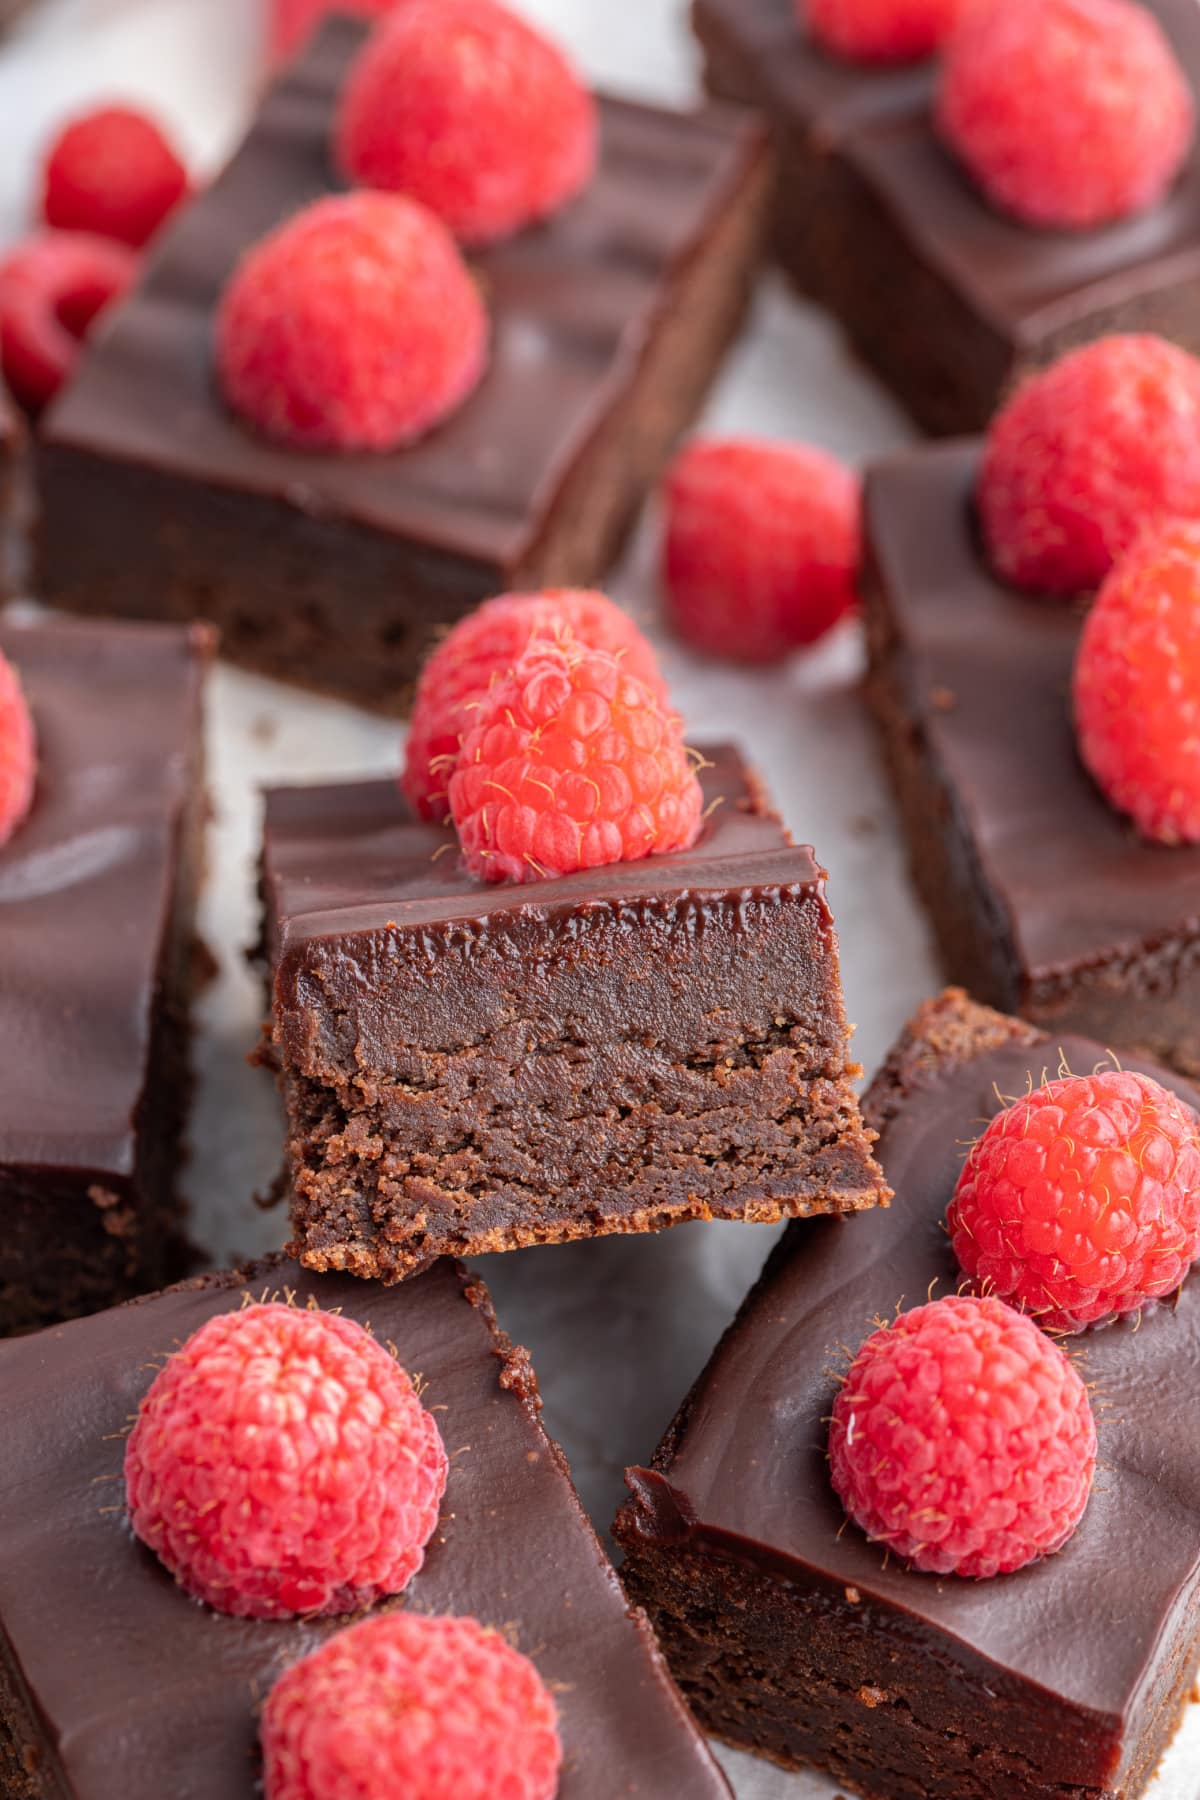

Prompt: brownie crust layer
[
  {"left": 0, "top": 616, "right": 211, "bottom": 1332},
  {"left": 615, "top": 990, "right": 1200, "bottom": 1799},
  {"left": 863, "top": 440, "right": 1200, "bottom": 1075},
  {"left": 261, "top": 744, "right": 887, "bottom": 1280},
  {"left": 36, "top": 17, "right": 771, "bottom": 713}
]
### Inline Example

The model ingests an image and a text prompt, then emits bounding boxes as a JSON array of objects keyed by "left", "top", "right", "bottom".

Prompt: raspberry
[
  {"left": 42, "top": 106, "right": 189, "bottom": 249},
  {"left": 663, "top": 438, "right": 861, "bottom": 663},
  {"left": 402, "top": 589, "right": 664, "bottom": 822},
  {"left": 270, "top": 0, "right": 398, "bottom": 61},
  {"left": 804, "top": 0, "right": 963, "bottom": 64},
  {"left": 124, "top": 1302, "right": 448, "bottom": 1619},
  {"left": 261, "top": 1613, "right": 562, "bottom": 1800},
  {"left": 216, "top": 193, "right": 486, "bottom": 452},
  {"left": 448, "top": 639, "right": 702, "bottom": 884},
  {"left": 938, "top": 0, "right": 1194, "bottom": 230},
  {"left": 0, "top": 231, "right": 137, "bottom": 415},
  {"left": 0, "top": 650, "right": 36, "bottom": 847},
  {"left": 335, "top": 0, "right": 597, "bottom": 246},
  {"left": 1074, "top": 521, "right": 1200, "bottom": 844},
  {"left": 979, "top": 336, "right": 1200, "bottom": 596},
  {"left": 829, "top": 1294, "right": 1095, "bottom": 1579},
  {"left": 949, "top": 1068, "right": 1200, "bottom": 1330}
]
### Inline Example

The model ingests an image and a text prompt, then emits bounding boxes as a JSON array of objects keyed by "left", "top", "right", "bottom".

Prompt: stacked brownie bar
[{"left": 0, "top": 615, "right": 211, "bottom": 1332}]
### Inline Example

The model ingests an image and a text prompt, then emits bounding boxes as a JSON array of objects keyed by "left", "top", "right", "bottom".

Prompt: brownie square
[
  {"left": 0, "top": 614, "right": 211, "bottom": 1332},
  {"left": 259, "top": 742, "right": 888, "bottom": 1280},
  {"left": 616, "top": 989, "right": 1200, "bottom": 1799},
  {"left": 695, "top": 0, "right": 1200, "bottom": 434},
  {"left": 34, "top": 17, "right": 772, "bottom": 714},
  {"left": 0, "top": 1253, "right": 732, "bottom": 1799},
  {"left": 862, "top": 438, "right": 1200, "bottom": 1076}
]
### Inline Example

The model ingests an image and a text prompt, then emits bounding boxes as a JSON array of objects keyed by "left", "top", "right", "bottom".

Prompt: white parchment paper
[{"left": 3, "top": 0, "right": 1199, "bottom": 1790}]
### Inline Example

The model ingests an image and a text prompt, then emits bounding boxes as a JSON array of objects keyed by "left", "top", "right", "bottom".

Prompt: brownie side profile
[
  {"left": 260, "top": 743, "right": 888, "bottom": 1280},
  {"left": 862, "top": 440, "right": 1200, "bottom": 1075},
  {"left": 0, "top": 1255, "right": 732, "bottom": 1799},
  {"left": 0, "top": 615, "right": 211, "bottom": 1333},
  {"left": 34, "top": 17, "right": 772, "bottom": 714},
  {"left": 615, "top": 989, "right": 1200, "bottom": 1799},
  {"left": 0, "top": 388, "right": 21, "bottom": 597}
]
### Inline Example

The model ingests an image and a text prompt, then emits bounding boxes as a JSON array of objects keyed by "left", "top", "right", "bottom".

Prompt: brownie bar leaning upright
[
  {"left": 0, "top": 614, "right": 211, "bottom": 1333},
  {"left": 0, "top": 1253, "right": 733, "bottom": 1798},
  {"left": 616, "top": 990, "right": 1200, "bottom": 1799},
  {"left": 34, "top": 15, "right": 772, "bottom": 713},
  {"left": 259, "top": 742, "right": 888, "bottom": 1280}
]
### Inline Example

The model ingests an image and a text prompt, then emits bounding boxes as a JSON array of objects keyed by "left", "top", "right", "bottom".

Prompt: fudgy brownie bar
[
  {"left": 0, "top": 1254, "right": 732, "bottom": 1798},
  {"left": 35, "top": 15, "right": 772, "bottom": 713},
  {"left": 0, "top": 615, "right": 210, "bottom": 1333},
  {"left": 862, "top": 439, "right": 1200, "bottom": 1075},
  {"left": 696, "top": 0, "right": 1200, "bottom": 434},
  {"left": 259, "top": 742, "right": 887, "bottom": 1280},
  {"left": 616, "top": 989, "right": 1200, "bottom": 1799}
]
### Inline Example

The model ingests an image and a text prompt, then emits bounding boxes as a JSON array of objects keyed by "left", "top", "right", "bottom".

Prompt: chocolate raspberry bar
[
  {"left": 35, "top": 15, "right": 771, "bottom": 714},
  {"left": 863, "top": 438, "right": 1200, "bottom": 1075},
  {"left": 616, "top": 988, "right": 1200, "bottom": 1799},
  {"left": 0, "top": 614, "right": 210, "bottom": 1333},
  {"left": 696, "top": 0, "right": 1200, "bottom": 434},
  {"left": 259, "top": 742, "right": 887, "bottom": 1280},
  {"left": 0, "top": 1253, "right": 732, "bottom": 1798}
]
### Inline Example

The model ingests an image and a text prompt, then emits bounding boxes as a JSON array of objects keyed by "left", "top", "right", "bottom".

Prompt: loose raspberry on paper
[
  {"left": 0, "top": 650, "right": 36, "bottom": 847},
  {"left": 448, "top": 639, "right": 702, "bottom": 884},
  {"left": 336, "top": 0, "right": 597, "bottom": 245},
  {"left": 0, "top": 231, "right": 137, "bottom": 414},
  {"left": 270, "top": 0, "right": 399, "bottom": 61},
  {"left": 124, "top": 1302, "right": 448, "bottom": 1619},
  {"left": 804, "top": 0, "right": 963, "bottom": 65},
  {"left": 938, "top": 0, "right": 1194, "bottom": 230},
  {"left": 216, "top": 192, "right": 487, "bottom": 452},
  {"left": 829, "top": 1294, "right": 1096, "bottom": 1579},
  {"left": 42, "top": 106, "right": 190, "bottom": 249},
  {"left": 949, "top": 1068, "right": 1200, "bottom": 1329},
  {"left": 403, "top": 589, "right": 664, "bottom": 822},
  {"left": 262, "top": 1612, "right": 562, "bottom": 1800},
  {"left": 979, "top": 336, "right": 1200, "bottom": 595},
  {"left": 663, "top": 437, "right": 860, "bottom": 662}
]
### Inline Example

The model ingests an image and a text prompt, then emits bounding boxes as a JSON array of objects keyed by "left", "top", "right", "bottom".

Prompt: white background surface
[{"left": 3, "top": 0, "right": 1199, "bottom": 1792}]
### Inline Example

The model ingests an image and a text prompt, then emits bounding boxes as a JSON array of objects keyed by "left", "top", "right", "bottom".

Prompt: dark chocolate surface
[
  {"left": 623, "top": 1027, "right": 1200, "bottom": 1750},
  {"left": 864, "top": 440, "right": 1200, "bottom": 985},
  {"left": 0, "top": 1257, "right": 730, "bottom": 1799},
  {"left": 263, "top": 741, "right": 822, "bottom": 957},
  {"left": 0, "top": 615, "right": 209, "bottom": 1173},
  {"left": 42, "top": 15, "right": 764, "bottom": 570}
]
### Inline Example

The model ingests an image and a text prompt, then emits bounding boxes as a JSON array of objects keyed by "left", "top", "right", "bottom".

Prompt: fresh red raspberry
[
  {"left": 0, "top": 650, "right": 36, "bottom": 847},
  {"left": 1074, "top": 521, "right": 1200, "bottom": 844},
  {"left": 124, "top": 1302, "right": 448, "bottom": 1620},
  {"left": 829, "top": 1294, "right": 1095, "bottom": 1579},
  {"left": 42, "top": 106, "right": 190, "bottom": 249},
  {"left": 938, "top": 0, "right": 1194, "bottom": 230},
  {"left": 663, "top": 438, "right": 860, "bottom": 663},
  {"left": 949, "top": 1068, "right": 1200, "bottom": 1330},
  {"left": 270, "top": 0, "right": 399, "bottom": 61},
  {"left": 335, "top": 0, "right": 597, "bottom": 246},
  {"left": 804, "top": 0, "right": 963, "bottom": 64},
  {"left": 0, "top": 231, "right": 137, "bottom": 415},
  {"left": 216, "top": 193, "right": 486, "bottom": 452},
  {"left": 448, "top": 640, "right": 702, "bottom": 884},
  {"left": 979, "top": 336, "right": 1200, "bottom": 595},
  {"left": 403, "top": 589, "right": 664, "bottom": 822},
  {"left": 262, "top": 1613, "right": 562, "bottom": 1800}
]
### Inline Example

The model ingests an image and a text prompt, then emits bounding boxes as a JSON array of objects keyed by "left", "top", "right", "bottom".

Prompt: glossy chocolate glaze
[
  {"left": 621, "top": 1010, "right": 1200, "bottom": 1789},
  {"left": 0, "top": 615, "right": 209, "bottom": 1172},
  {"left": 41, "top": 16, "right": 764, "bottom": 570},
  {"left": 863, "top": 441, "right": 1200, "bottom": 990},
  {"left": 0, "top": 1257, "right": 731, "bottom": 1799}
]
